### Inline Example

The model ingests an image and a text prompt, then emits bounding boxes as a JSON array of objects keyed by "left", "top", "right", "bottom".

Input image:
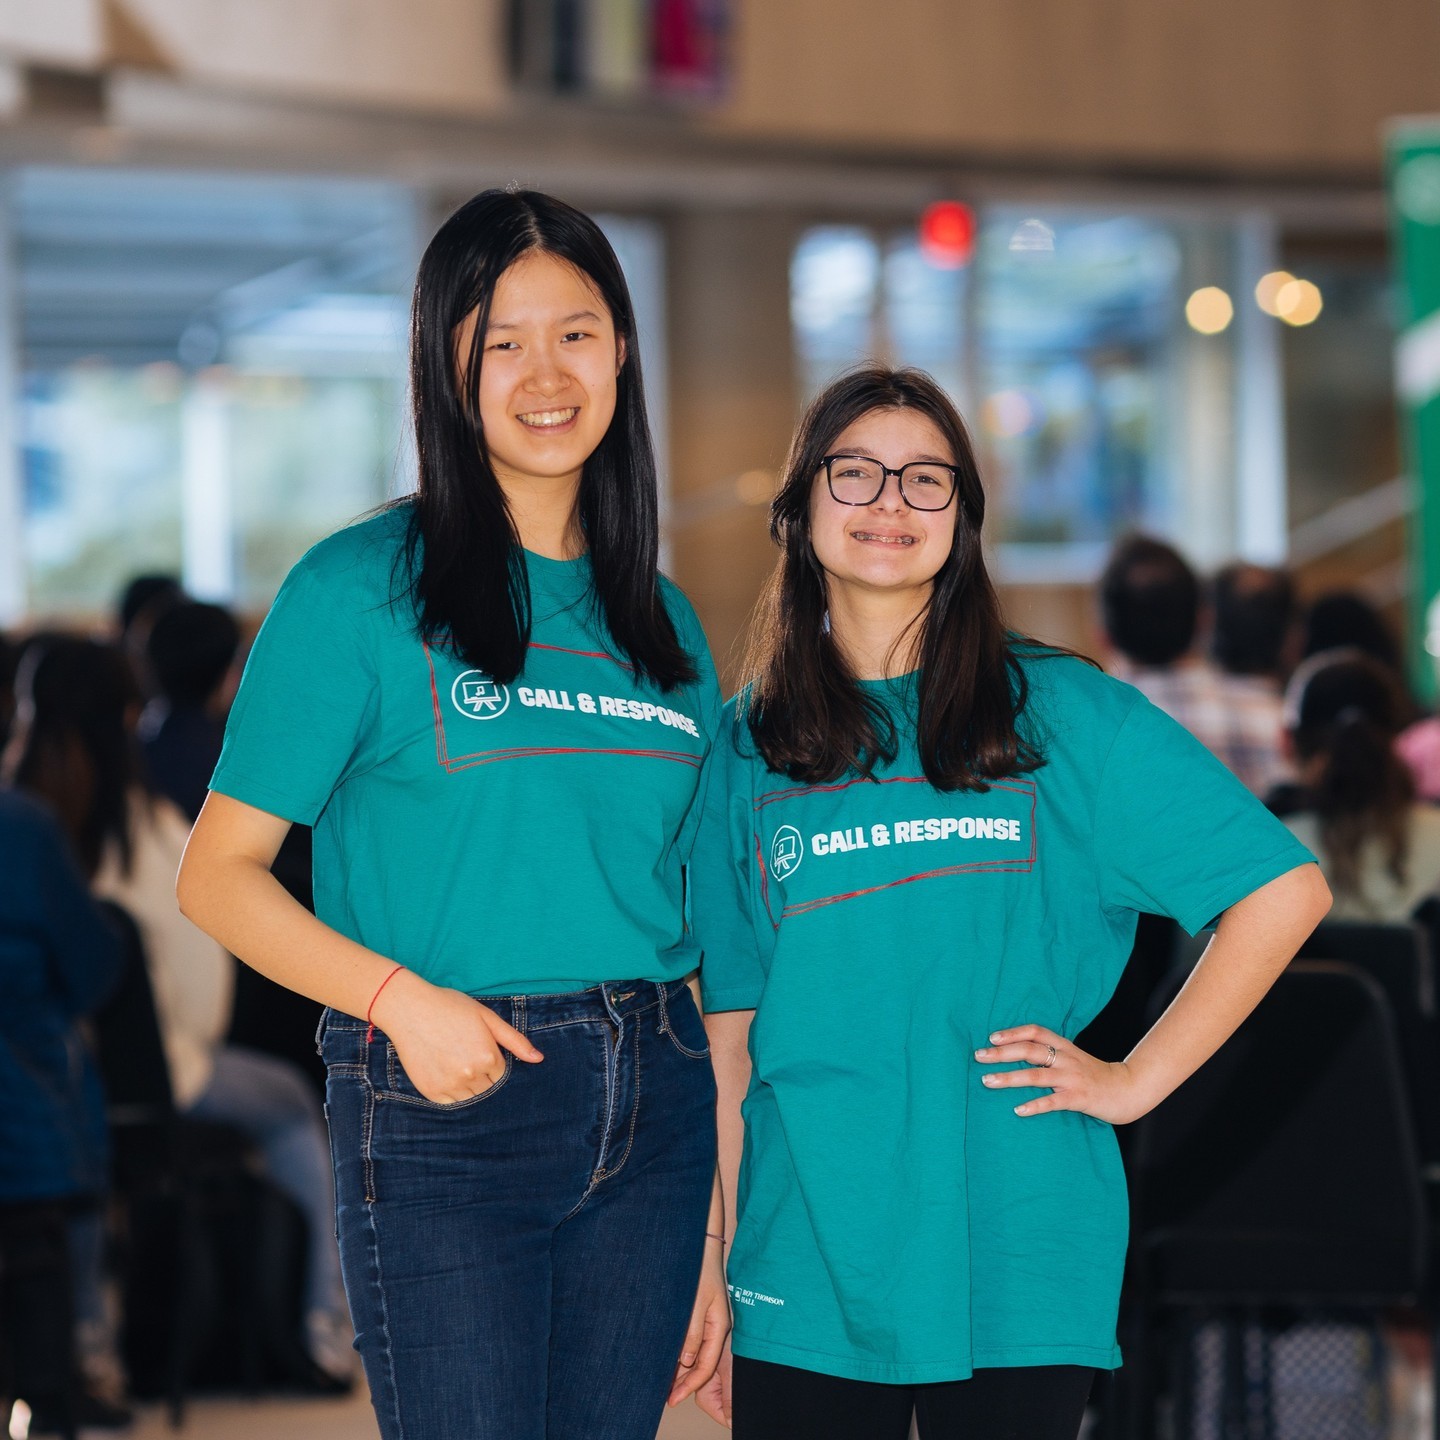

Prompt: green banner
[{"left": 1388, "top": 121, "right": 1440, "bottom": 700}]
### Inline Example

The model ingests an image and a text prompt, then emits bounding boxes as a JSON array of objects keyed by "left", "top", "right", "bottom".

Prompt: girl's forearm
[
  {"left": 1122, "top": 862, "right": 1331, "bottom": 1115},
  {"left": 177, "top": 800, "right": 427, "bottom": 1026},
  {"left": 704, "top": 1009, "right": 754, "bottom": 1242},
  {"left": 706, "top": 1171, "right": 725, "bottom": 1243}
]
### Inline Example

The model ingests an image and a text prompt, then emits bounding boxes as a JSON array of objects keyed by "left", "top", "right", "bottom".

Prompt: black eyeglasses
[{"left": 820, "top": 454, "right": 959, "bottom": 512}]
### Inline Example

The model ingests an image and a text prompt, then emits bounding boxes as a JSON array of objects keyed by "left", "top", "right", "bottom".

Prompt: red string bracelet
[{"left": 366, "top": 964, "right": 405, "bottom": 1044}]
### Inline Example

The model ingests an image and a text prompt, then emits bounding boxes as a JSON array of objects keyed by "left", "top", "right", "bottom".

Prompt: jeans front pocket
[
  {"left": 381, "top": 1041, "right": 513, "bottom": 1109},
  {"left": 318, "top": 1011, "right": 368, "bottom": 1074},
  {"left": 658, "top": 984, "right": 711, "bottom": 1060}
]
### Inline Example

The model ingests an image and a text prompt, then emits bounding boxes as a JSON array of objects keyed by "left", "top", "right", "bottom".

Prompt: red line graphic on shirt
[
  {"left": 527, "top": 642, "right": 637, "bottom": 672},
  {"left": 755, "top": 777, "right": 1038, "bottom": 927},
  {"left": 753, "top": 774, "right": 934, "bottom": 810},
  {"left": 425, "top": 643, "right": 701, "bottom": 774}
]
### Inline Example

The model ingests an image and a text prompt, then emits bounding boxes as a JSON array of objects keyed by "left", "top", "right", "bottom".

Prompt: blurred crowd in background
[
  {"left": 3, "top": 530, "right": 1438, "bottom": 1433},
  {"left": 0, "top": 576, "right": 354, "bottom": 1435}
]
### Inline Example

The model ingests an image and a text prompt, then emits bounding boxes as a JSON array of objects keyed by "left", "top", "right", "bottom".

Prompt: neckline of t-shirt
[
  {"left": 523, "top": 547, "right": 592, "bottom": 598},
  {"left": 856, "top": 669, "right": 919, "bottom": 693}
]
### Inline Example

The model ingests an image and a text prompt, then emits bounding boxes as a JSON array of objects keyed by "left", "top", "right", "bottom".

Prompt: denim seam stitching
[
  {"left": 561, "top": 1025, "right": 615, "bottom": 1219},
  {"left": 658, "top": 987, "right": 710, "bottom": 1059},
  {"left": 596, "top": 1020, "right": 642, "bottom": 1182},
  {"left": 527, "top": 1016, "right": 613, "bottom": 1033},
  {"left": 361, "top": 1078, "right": 377, "bottom": 1205},
  {"left": 363, "top": 1183, "right": 404, "bottom": 1438},
  {"left": 525, "top": 996, "right": 663, "bottom": 1032},
  {"left": 593, "top": 1014, "right": 620, "bottom": 1177},
  {"left": 382, "top": 1042, "right": 513, "bottom": 1109}
]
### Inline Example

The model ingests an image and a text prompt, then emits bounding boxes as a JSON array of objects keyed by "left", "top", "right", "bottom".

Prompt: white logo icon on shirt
[
  {"left": 451, "top": 671, "right": 511, "bottom": 721},
  {"left": 770, "top": 825, "right": 803, "bottom": 881}
]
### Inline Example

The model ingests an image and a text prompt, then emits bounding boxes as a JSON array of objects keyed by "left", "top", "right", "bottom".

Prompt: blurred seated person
[
  {"left": 1395, "top": 592, "right": 1440, "bottom": 804},
  {"left": 1099, "top": 536, "right": 1282, "bottom": 793},
  {"left": 1277, "top": 649, "right": 1440, "bottom": 922},
  {"left": 4, "top": 637, "right": 352, "bottom": 1385},
  {"left": 0, "top": 633, "right": 18, "bottom": 751},
  {"left": 0, "top": 787, "right": 128, "bottom": 1432},
  {"left": 1300, "top": 589, "right": 1406, "bottom": 675},
  {"left": 136, "top": 601, "right": 317, "bottom": 1077},
  {"left": 1207, "top": 562, "right": 1295, "bottom": 796},
  {"left": 114, "top": 575, "right": 181, "bottom": 646},
  {"left": 1299, "top": 589, "right": 1440, "bottom": 806},
  {"left": 137, "top": 602, "right": 240, "bottom": 822},
  {"left": 115, "top": 574, "right": 183, "bottom": 706}
]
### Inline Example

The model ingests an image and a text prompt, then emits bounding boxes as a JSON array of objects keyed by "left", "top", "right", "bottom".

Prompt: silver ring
[{"left": 1041, "top": 1044, "right": 1057, "bottom": 1068}]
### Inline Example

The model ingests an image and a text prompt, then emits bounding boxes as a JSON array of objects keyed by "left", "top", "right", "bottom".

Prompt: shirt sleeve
[
  {"left": 210, "top": 560, "right": 380, "bottom": 826},
  {"left": 693, "top": 712, "right": 771, "bottom": 1012},
  {"left": 1095, "top": 694, "right": 1317, "bottom": 935},
  {"left": 669, "top": 590, "right": 726, "bottom": 863}
]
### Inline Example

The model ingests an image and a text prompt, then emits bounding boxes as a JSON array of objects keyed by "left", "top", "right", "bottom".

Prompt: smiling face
[
  {"left": 456, "top": 249, "right": 625, "bottom": 502},
  {"left": 808, "top": 406, "right": 959, "bottom": 604}
]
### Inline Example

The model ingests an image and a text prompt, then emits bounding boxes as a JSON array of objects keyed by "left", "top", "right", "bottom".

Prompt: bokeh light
[
  {"left": 1185, "top": 286, "right": 1233, "bottom": 335},
  {"left": 918, "top": 200, "right": 976, "bottom": 269},
  {"left": 1275, "top": 277, "right": 1323, "bottom": 326},
  {"left": 982, "top": 389, "right": 1038, "bottom": 438},
  {"left": 1254, "top": 270, "right": 1295, "bottom": 317}
]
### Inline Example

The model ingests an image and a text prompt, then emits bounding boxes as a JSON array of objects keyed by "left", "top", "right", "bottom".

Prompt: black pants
[
  {"left": 0, "top": 1201, "right": 77, "bottom": 1416},
  {"left": 732, "top": 1355, "right": 1095, "bottom": 1440}
]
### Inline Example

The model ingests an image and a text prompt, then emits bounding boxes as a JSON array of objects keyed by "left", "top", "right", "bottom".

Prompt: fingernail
[
  {"left": 1014, "top": 1104, "right": 1028, "bottom": 1115},
  {"left": 974, "top": 1048, "right": 990, "bottom": 1059},
  {"left": 990, "top": 1032, "right": 1004, "bottom": 1043},
  {"left": 981, "top": 1074, "right": 997, "bottom": 1086},
  {"left": 683, "top": 1352, "right": 696, "bottom": 1365}
]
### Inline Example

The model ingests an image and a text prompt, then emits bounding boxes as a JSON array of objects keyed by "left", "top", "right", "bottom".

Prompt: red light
[{"left": 919, "top": 201, "right": 976, "bottom": 269}]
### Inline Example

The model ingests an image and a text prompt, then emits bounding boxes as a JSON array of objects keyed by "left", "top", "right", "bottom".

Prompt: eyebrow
[
  {"left": 836, "top": 451, "right": 956, "bottom": 466},
  {"left": 485, "top": 310, "right": 603, "bottom": 333}
]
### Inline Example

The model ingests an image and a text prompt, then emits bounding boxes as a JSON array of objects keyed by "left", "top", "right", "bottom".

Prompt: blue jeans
[{"left": 319, "top": 978, "right": 717, "bottom": 1440}]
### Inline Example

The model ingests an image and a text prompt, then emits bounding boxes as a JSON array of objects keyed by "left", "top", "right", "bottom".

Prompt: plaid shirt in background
[{"left": 1113, "top": 660, "right": 1293, "bottom": 798}]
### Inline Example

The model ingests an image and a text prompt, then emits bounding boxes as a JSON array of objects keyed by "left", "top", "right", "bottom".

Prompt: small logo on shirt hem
[{"left": 729, "top": 1285, "right": 786, "bottom": 1309}]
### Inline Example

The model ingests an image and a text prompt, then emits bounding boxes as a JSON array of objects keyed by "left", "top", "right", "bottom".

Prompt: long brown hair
[
  {"left": 742, "top": 366, "right": 1046, "bottom": 790},
  {"left": 6, "top": 636, "right": 142, "bottom": 878},
  {"left": 1287, "top": 648, "right": 1414, "bottom": 899}
]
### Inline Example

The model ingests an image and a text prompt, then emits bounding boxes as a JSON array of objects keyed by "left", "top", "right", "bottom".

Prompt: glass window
[
  {"left": 14, "top": 167, "right": 417, "bottom": 616},
  {"left": 977, "top": 210, "right": 1182, "bottom": 553},
  {"left": 21, "top": 365, "right": 184, "bottom": 615},
  {"left": 790, "top": 226, "right": 881, "bottom": 399},
  {"left": 790, "top": 207, "right": 1269, "bottom": 580},
  {"left": 7, "top": 176, "right": 672, "bottom": 620},
  {"left": 1283, "top": 249, "right": 1399, "bottom": 527},
  {"left": 882, "top": 235, "right": 970, "bottom": 411}
]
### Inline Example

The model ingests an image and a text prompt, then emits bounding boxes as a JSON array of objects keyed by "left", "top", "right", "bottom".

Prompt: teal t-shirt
[
  {"left": 693, "top": 653, "right": 1315, "bottom": 1384},
  {"left": 212, "top": 504, "right": 721, "bottom": 996}
]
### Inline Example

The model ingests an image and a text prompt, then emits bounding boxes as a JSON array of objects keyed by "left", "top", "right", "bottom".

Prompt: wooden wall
[
  {"left": 714, "top": 0, "right": 1440, "bottom": 176},
  {"left": 4, "top": 2, "right": 1437, "bottom": 177}
]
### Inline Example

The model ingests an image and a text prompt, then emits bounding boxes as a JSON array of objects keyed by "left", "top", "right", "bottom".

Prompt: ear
[{"left": 616, "top": 333, "right": 628, "bottom": 375}]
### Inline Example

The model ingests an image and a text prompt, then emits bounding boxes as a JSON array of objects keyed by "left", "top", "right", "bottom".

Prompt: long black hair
[
  {"left": 743, "top": 366, "right": 1048, "bottom": 790},
  {"left": 6, "top": 635, "right": 142, "bottom": 878},
  {"left": 1286, "top": 648, "right": 1414, "bottom": 899},
  {"left": 404, "top": 188, "right": 693, "bottom": 689}
]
